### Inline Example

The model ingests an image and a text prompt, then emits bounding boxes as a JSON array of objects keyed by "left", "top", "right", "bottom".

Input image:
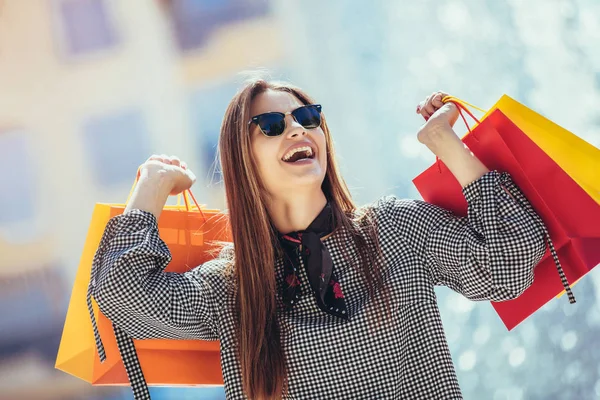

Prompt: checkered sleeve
[
  {"left": 89, "top": 209, "right": 221, "bottom": 341},
  {"left": 381, "top": 170, "right": 547, "bottom": 301}
]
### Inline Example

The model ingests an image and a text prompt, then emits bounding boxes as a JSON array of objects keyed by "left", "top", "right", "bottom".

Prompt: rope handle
[
  {"left": 126, "top": 167, "right": 206, "bottom": 221},
  {"left": 432, "top": 97, "right": 483, "bottom": 173}
]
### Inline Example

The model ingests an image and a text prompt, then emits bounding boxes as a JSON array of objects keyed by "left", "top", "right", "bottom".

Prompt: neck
[{"left": 265, "top": 187, "right": 328, "bottom": 234}]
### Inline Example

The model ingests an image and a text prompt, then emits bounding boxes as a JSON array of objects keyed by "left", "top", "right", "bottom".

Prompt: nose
[{"left": 284, "top": 114, "right": 306, "bottom": 138}]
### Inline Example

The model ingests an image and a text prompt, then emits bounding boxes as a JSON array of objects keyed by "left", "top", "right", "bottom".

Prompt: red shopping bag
[{"left": 413, "top": 105, "right": 600, "bottom": 330}]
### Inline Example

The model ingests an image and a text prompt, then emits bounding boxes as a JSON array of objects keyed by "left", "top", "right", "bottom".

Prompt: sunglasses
[{"left": 248, "top": 104, "right": 322, "bottom": 137}]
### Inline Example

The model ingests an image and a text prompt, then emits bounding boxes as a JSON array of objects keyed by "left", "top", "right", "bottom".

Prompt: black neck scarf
[{"left": 278, "top": 203, "right": 349, "bottom": 320}]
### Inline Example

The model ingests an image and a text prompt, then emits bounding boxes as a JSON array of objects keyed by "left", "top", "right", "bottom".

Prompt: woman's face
[{"left": 249, "top": 90, "right": 327, "bottom": 197}]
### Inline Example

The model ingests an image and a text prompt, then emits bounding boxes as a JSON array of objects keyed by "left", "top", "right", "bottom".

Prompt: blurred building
[
  {"left": 0, "top": 0, "right": 282, "bottom": 399},
  {"left": 1, "top": 0, "right": 599, "bottom": 399}
]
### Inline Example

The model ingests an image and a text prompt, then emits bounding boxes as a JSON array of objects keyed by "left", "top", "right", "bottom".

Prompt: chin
[
  {"left": 277, "top": 169, "right": 326, "bottom": 192},
  {"left": 294, "top": 173, "right": 325, "bottom": 187},
  {"left": 267, "top": 158, "right": 327, "bottom": 192}
]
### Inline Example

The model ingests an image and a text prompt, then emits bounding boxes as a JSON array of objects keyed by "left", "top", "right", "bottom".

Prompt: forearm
[
  {"left": 124, "top": 170, "right": 174, "bottom": 219},
  {"left": 420, "top": 123, "right": 490, "bottom": 187},
  {"left": 90, "top": 209, "right": 219, "bottom": 340}
]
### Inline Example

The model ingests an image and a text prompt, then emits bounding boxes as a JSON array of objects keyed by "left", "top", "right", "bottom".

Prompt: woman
[{"left": 89, "top": 79, "right": 550, "bottom": 400}]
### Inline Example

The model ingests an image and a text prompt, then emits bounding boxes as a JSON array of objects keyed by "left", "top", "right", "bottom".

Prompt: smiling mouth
[{"left": 282, "top": 146, "right": 315, "bottom": 163}]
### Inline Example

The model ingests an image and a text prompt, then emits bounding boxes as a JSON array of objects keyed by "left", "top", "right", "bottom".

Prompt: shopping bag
[
  {"left": 55, "top": 187, "right": 231, "bottom": 385},
  {"left": 412, "top": 102, "right": 600, "bottom": 330},
  {"left": 485, "top": 95, "right": 600, "bottom": 205}
]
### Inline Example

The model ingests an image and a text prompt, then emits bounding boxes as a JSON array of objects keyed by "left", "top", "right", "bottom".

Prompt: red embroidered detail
[
  {"left": 286, "top": 274, "right": 300, "bottom": 287},
  {"left": 282, "top": 234, "right": 301, "bottom": 244},
  {"left": 331, "top": 281, "right": 344, "bottom": 299}
]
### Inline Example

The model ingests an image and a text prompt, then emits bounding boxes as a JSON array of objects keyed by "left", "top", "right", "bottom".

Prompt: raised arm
[
  {"left": 380, "top": 171, "right": 546, "bottom": 301},
  {"left": 89, "top": 155, "right": 225, "bottom": 340},
  {"left": 382, "top": 93, "right": 547, "bottom": 300}
]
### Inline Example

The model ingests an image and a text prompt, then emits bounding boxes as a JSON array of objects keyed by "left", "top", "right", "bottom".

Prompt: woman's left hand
[
  {"left": 415, "top": 91, "right": 490, "bottom": 187},
  {"left": 416, "top": 91, "right": 460, "bottom": 145}
]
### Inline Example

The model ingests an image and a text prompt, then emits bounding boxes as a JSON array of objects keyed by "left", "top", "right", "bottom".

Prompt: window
[
  {"left": 54, "top": 0, "right": 118, "bottom": 56},
  {"left": 0, "top": 130, "right": 37, "bottom": 225},
  {"left": 168, "top": 0, "right": 270, "bottom": 51},
  {"left": 82, "top": 109, "right": 151, "bottom": 187}
]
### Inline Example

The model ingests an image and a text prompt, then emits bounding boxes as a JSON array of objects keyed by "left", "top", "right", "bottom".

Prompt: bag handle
[
  {"left": 430, "top": 96, "right": 487, "bottom": 173},
  {"left": 126, "top": 168, "right": 206, "bottom": 221},
  {"left": 442, "top": 95, "right": 484, "bottom": 132},
  {"left": 441, "top": 96, "right": 487, "bottom": 113}
]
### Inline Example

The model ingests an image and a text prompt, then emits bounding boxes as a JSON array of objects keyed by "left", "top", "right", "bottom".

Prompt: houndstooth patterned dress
[{"left": 88, "top": 171, "right": 567, "bottom": 399}]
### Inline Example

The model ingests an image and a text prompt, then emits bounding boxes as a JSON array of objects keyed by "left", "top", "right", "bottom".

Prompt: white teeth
[{"left": 282, "top": 146, "right": 313, "bottom": 161}]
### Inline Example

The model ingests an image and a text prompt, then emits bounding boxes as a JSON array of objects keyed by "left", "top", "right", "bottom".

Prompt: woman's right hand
[
  {"left": 139, "top": 154, "right": 196, "bottom": 195},
  {"left": 125, "top": 155, "right": 197, "bottom": 218}
]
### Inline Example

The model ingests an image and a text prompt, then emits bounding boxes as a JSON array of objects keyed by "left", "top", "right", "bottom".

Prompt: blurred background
[{"left": 1, "top": 0, "right": 599, "bottom": 399}]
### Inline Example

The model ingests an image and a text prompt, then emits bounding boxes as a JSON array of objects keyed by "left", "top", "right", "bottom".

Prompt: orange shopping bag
[{"left": 55, "top": 185, "right": 231, "bottom": 386}]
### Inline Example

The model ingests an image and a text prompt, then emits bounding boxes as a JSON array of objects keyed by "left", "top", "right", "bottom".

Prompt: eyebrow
[{"left": 252, "top": 104, "right": 305, "bottom": 117}]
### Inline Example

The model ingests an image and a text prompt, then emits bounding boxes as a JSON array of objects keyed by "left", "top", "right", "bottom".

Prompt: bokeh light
[{"left": 1, "top": 1, "right": 599, "bottom": 399}]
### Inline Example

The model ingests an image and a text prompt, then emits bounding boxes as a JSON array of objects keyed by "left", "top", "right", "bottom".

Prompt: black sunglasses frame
[{"left": 248, "top": 104, "right": 323, "bottom": 137}]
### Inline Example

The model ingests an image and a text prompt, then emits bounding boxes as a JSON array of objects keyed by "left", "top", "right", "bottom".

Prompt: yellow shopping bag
[
  {"left": 55, "top": 202, "right": 113, "bottom": 383},
  {"left": 481, "top": 95, "right": 599, "bottom": 204}
]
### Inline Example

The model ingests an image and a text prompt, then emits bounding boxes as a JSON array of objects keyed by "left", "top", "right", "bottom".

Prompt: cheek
[
  {"left": 317, "top": 131, "right": 328, "bottom": 165},
  {"left": 252, "top": 139, "right": 279, "bottom": 174}
]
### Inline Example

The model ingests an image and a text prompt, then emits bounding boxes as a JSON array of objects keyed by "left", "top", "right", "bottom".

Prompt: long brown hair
[{"left": 218, "top": 78, "right": 390, "bottom": 399}]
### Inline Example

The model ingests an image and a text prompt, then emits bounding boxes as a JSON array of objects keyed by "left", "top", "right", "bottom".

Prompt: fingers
[
  {"left": 431, "top": 92, "right": 444, "bottom": 108},
  {"left": 143, "top": 155, "right": 190, "bottom": 176},
  {"left": 423, "top": 101, "right": 436, "bottom": 118},
  {"left": 417, "top": 100, "right": 435, "bottom": 120},
  {"left": 147, "top": 154, "right": 164, "bottom": 162},
  {"left": 146, "top": 154, "right": 172, "bottom": 165},
  {"left": 169, "top": 155, "right": 181, "bottom": 167},
  {"left": 416, "top": 93, "right": 435, "bottom": 120},
  {"left": 416, "top": 91, "right": 451, "bottom": 121},
  {"left": 146, "top": 154, "right": 184, "bottom": 167},
  {"left": 139, "top": 154, "right": 195, "bottom": 192}
]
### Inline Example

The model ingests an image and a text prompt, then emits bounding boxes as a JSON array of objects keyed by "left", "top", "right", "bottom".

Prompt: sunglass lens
[
  {"left": 293, "top": 105, "right": 321, "bottom": 129},
  {"left": 258, "top": 114, "right": 286, "bottom": 137}
]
